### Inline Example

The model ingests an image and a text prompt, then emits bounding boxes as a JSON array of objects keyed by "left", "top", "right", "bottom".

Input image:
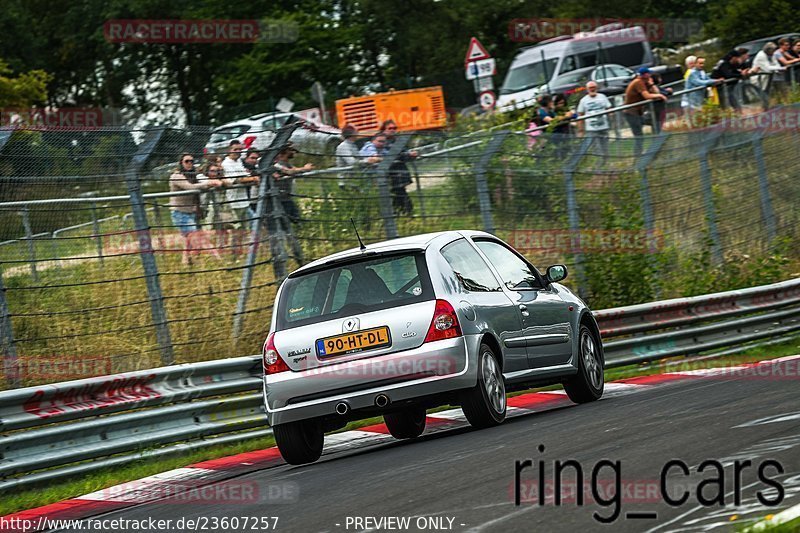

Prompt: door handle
[{"left": 519, "top": 304, "right": 529, "bottom": 316}]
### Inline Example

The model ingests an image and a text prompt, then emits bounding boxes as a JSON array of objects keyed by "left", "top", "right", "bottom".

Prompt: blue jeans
[
  {"left": 170, "top": 210, "right": 198, "bottom": 235},
  {"left": 624, "top": 113, "right": 644, "bottom": 158}
]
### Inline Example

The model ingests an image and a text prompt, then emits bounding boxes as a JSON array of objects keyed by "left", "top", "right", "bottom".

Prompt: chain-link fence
[{"left": 2, "top": 100, "right": 800, "bottom": 390}]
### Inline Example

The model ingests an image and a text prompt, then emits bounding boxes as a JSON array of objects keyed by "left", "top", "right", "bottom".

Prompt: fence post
[
  {"left": 91, "top": 201, "right": 104, "bottom": 266},
  {"left": 562, "top": 136, "right": 595, "bottom": 298},
  {"left": 374, "top": 135, "right": 410, "bottom": 240},
  {"left": 19, "top": 208, "right": 38, "bottom": 282},
  {"left": 232, "top": 123, "right": 299, "bottom": 339},
  {"left": 0, "top": 270, "right": 20, "bottom": 388},
  {"left": 698, "top": 130, "right": 724, "bottom": 264},
  {"left": 124, "top": 171, "right": 174, "bottom": 366},
  {"left": 472, "top": 131, "right": 510, "bottom": 235},
  {"left": 410, "top": 160, "right": 426, "bottom": 219},
  {"left": 750, "top": 130, "right": 777, "bottom": 243},
  {"left": 635, "top": 134, "right": 669, "bottom": 298}
]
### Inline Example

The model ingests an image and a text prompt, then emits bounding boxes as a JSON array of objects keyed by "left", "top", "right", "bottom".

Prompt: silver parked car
[{"left": 263, "top": 230, "right": 604, "bottom": 464}]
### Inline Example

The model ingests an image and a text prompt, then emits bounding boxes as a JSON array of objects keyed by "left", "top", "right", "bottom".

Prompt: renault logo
[{"left": 343, "top": 318, "right": 359, "bottom": 332}]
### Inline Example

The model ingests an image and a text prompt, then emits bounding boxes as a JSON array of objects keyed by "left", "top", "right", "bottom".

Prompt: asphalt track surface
[{"left": 56, "top": 358, "right": 800, "bottom": 533}]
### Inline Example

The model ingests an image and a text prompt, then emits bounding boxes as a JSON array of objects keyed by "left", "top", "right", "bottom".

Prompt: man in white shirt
[
  {"left": 751, "top": 42, "right": 785, "bottom": 91},
  {"left": 221, "top": 140, "right": 253, "bottom": 227},
  {"left": 577, "top": 82, "right": 613, "bottom": 165},
  {"left": 335, "top": 124, "right": 381, "bottom": 189}
]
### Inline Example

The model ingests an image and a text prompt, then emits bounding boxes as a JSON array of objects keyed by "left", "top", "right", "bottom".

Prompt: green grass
[
  {"left": 1, "top": 339, "right": 797, "bottom": 517},
  {"left": 741, "top": 515, "right": 800, "bottom": 532}
]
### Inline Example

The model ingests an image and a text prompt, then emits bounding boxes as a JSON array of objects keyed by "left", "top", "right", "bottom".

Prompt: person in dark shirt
[
  {"left": 711, "top": 50, "right": 746, "bottom": 109},
  {"left": 623, "top": 68, "right": 667, "bottom": 157}
]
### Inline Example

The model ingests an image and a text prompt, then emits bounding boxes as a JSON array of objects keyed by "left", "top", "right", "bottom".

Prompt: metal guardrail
[{"left": 1, "top": 277, "right": 799, "bottom": 492}]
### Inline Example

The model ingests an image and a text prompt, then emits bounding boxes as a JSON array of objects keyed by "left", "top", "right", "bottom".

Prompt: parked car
[
  {"left": 262, "top": 230, "right": 605, "bottom": 464},
  {"left": 203, "top": 112, "right": 341, "bottom": 157},
  {"left": 498, "top": 24, "right": 656, "bottom": 112},
  {"left": 545, "top": 63, "right": 635, "bottom": 101}
]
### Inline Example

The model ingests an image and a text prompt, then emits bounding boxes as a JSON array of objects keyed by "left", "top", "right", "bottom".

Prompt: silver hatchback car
[{"left": 263, "top": 230, "right": 604, "bottom": 464}]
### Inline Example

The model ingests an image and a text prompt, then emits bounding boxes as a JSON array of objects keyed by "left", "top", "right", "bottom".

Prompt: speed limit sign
[{"left": 479, "top": 90, "right": 496, "bottom": 110}]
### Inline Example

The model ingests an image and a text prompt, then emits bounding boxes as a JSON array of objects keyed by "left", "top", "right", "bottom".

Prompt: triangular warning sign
[{"left": 465, "top": 37, "right": 491, "bottom": 63}]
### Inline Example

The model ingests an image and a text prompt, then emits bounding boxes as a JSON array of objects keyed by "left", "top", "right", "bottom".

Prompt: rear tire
[
  {"left": 273, "top": 419, "right": 324, "bottom": 465},
  {"left": 460, "top": 343, "right": 506, "bottom": 428},
  {"left": 384, "top": 407, "right": 427, "bottom": 439},
  {"left": 563, "top": 325, "right": 604, "bottom": 403}
]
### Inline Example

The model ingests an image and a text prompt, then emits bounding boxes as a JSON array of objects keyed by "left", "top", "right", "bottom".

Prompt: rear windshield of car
[
  {"left": 276, "top": 252, "right": 434, "bottom": 330},
  {"left": 209, "top": 125, "right": 251, "bottom": 143}
]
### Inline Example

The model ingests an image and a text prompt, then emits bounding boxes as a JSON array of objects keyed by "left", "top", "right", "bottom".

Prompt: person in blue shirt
[{"left": 683, "top": 57, "right": 720, "bottom": 120}]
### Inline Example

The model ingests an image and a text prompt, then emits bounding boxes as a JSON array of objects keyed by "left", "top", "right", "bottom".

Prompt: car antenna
[{"left": 351, "top": 218, "right": 367, "bottom": 251}]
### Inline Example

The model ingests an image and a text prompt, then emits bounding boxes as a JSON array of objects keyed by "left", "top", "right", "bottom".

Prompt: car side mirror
[{"left": 545, "top": 264, "right": 568, "bottom": 284}]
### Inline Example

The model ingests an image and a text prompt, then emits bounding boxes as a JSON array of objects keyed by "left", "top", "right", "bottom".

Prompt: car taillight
[
  {"left": 424, "top": 299, "right": 463, "bottom": 343},
  {"left": 263, "top": 333, "right": 290, "bottom": 374},
  {"left": 242, "top": 135, "right": 257, "bottom": 149}
]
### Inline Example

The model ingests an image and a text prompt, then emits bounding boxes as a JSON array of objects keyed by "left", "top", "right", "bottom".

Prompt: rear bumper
[{"left": 263, "top": 335, "right": 480, "bottom": 426}]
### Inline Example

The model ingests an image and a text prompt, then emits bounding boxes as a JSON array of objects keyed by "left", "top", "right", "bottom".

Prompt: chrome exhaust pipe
[
  {"left": 374, "top": 394, "right": 390, "bottom": 408},
  {"left": 335, "top": 401, "right": 350, "bottom": 415}
]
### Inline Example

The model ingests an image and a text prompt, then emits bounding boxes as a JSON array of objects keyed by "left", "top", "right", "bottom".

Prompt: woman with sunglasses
[{"left": 169, "top": 153, "right": 222, "bottom": 265}]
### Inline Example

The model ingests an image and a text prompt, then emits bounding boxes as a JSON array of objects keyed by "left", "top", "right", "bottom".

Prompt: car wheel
[
  {"left": 273, "top": 419, "right": 324, "bottom": 465},
  {"left": 460, "top": 343, "right": 506, "bottom": 428},
  {"left": 384, "top": 407, "right": 427, "bottom": 439},
  {"left": 563, "top": 325, "right": 604, "bottom": 403}
]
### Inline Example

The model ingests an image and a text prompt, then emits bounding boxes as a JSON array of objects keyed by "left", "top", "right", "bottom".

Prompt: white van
[{"left": 497, "top": 24, "right": 655, "bottom": 112}]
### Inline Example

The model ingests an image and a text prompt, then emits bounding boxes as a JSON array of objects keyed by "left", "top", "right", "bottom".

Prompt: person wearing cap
[
  {"left": 711, "top": 50, "right": 746, "bottom": 109},
  {"left": 623, "top": 67, "right": 668, "bottom": 157}
]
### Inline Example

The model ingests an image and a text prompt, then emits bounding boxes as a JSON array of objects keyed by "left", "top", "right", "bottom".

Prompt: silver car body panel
[{"left": 263, "top": 230, "right": 596, "bottom": 426}]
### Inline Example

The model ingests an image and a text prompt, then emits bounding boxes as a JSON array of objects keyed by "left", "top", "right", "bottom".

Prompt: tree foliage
[{"left": 0, "top": 0, "right": 743, "bottom": 125}]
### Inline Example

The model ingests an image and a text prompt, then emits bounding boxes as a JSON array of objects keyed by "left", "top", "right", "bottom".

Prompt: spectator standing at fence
[
  {"left": 272, "top": 142, "right": 314, "bottom": 224},
  {"left": 336, "top": 124, "right": 380, "bottom": 190},
  {"left": 711, "top": 50, "right": 746, "bottom": 109},
  {"left": 773, "top": 38, "right": 800, "bottom": 91},
  {"left": 169, "top": 153, "right": 222, "bottom": 265},
  {"left": 623, "top": 68, "right": 667, "bottom": 157},
  {"left": 682, "top": 57, "right": 720, "bottom": 120},
  {"left": 198, "top": 161, "right": 238, "bottom": 258},
  {"left": 789, "top": 40, "right": 800, "bottom": 61},
  {"left": 751, "top": 43, "right": 785, "bottom": 92},
  {"left": 377, "top": 120, "right": 416, "bottom": 216},
  {"left": 222, "top": 140, "right": 255, "bottom": 229},
  {"left": 240, "top": 148, "right": 262, "bottom": 216},
  {"left": 577, "top": 82, "right": 612, "bottom": 165}
]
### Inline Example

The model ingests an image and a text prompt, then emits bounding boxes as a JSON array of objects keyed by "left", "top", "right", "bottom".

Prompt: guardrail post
[
  {"left": 124, "top": 171, "right": 174, "bottom": 365},
  {"left": 563, "top": 136, "right": 595, "bottom": 298},
  {"left": 698, "top": 133, "right": 723, "bottom": 264},
  {"left": 49, "top": 232, "right": 61, "bottom": 271},
  {"left": 19, "top": 208, "right": 38, "bottom": 281},
  {"left": 232, "top": 123, "right": 299, "bottom": 339},
  {"left": 472, "top": 131, "right": 510, "bottom": 235},
  {"left": 90, "top": 202, "right": 104, "bottom": 266},
  {"left": 0, "top": 270, "right": 20, "bottom": 388},
  {"left": 750, "top": 130, "right": 777, "bottom": 244},
  {"left": 374, "top": 135, "right": 410, "bottom": 240}
]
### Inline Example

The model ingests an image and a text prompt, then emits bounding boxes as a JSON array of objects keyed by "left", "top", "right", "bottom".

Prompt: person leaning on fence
[
  {"left": 623, "top": 68, "right": 667, "bottom": 158},
  {"left": 773, "top": 38, "right": 800, "bottom": 92},
  {"left": 272, "top": 142, "right": 314, "bottom": 224},
  {"left": 711, "top": 50, "right": 746, "bottom": 109},
  {"left": 335, "top": 124, "right": 381, "bottom": 190},
  {"left": 751, "top": 43, "right": 785, "bottom": 92},
  {"left": 197, "top": 160, "right": 242, "bottom": 258},
  {"left": 222, "top": 140, "right": 256, "bottom": 229},
  {"left": 378, "top": 120, "right": 417, "bottom": 216},
  {"left": 169, "top": 153, "right": 222, "bottom": 265},
  {"left": 577, "top": 81, "right": 612, "bottom": 165},
  {"left": 682, "top": 57, "right": 721, "bottom": 122}
]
